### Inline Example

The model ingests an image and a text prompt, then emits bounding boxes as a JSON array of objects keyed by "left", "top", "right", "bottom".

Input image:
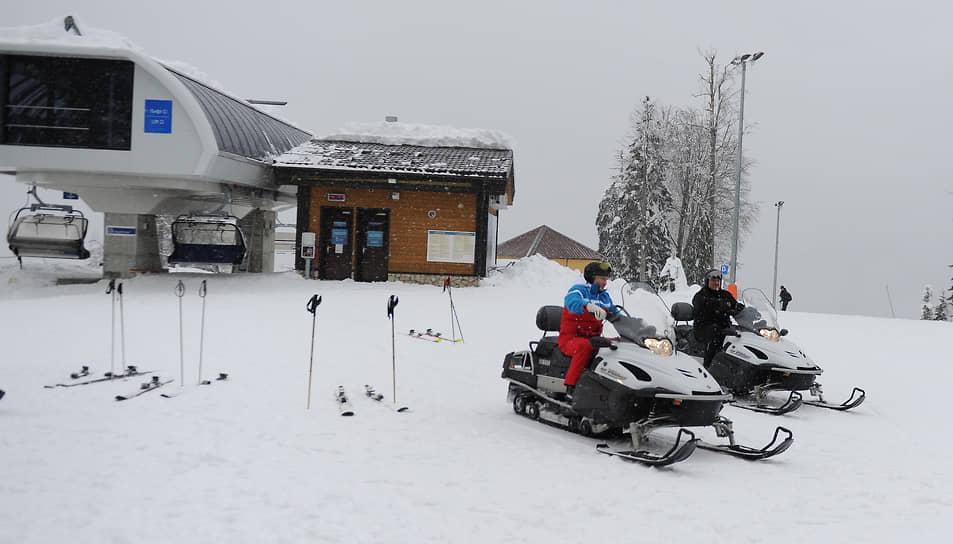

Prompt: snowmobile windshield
[
  {"left": 614, "top": 282, "right": 676, "bottom": 345},
  {"left": 737, "top": 288, "right": 780, "bottom": 332}
]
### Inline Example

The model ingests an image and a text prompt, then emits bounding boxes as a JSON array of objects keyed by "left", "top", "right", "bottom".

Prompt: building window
[{"left": 1, "top": 55, "right": 134, "bottom": 150}]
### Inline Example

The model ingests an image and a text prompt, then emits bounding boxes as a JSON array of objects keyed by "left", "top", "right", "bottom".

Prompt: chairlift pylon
[
  {"left": 6, "top": 186, "right": 91, "bottom": 266},
  {"left": 167, "top": 214, "right": 247, "bottom": 266}
]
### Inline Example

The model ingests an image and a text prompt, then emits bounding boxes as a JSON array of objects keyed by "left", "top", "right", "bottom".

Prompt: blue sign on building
[
  {"left": 144, "top": 99, "right": 173, "bottom": 134},
  {"left": 720, "top": 264, "right": 729, "bottom": 275}
]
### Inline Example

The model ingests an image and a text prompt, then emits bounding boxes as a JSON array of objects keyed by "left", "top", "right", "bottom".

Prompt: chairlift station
[{"left": 1, "top": 17, "right": 514, "bottom": 283}]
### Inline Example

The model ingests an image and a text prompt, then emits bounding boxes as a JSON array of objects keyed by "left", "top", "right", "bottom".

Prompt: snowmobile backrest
[
  {"left": 671, "top": 302, "right": 693, "bottom": 322},
  {"left": 536, "top": 305, "right": 563, "bottom": 332}
]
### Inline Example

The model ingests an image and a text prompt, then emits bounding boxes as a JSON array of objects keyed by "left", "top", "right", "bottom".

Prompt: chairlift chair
[
  {"left": 6, "top": 204, "right": 91, "bottom": 264},
  {"left": 167, "top": 215, "right": 247, "bottom": 266}
]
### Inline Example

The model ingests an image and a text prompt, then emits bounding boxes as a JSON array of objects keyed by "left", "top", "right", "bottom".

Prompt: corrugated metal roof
[
  {"left": 273, "top": 139, "right": 513, "bottom": 177},
  {"left": 168, "top": 68, "right": 312, "bottom": 161},
  {"left": 498, "top": 225, "right": 602, "bottom": 260}
]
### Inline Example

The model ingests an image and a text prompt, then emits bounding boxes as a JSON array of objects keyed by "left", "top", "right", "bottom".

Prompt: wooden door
[
  {"left": 318, "top": 206, "right": 353, "bottom": 280},
  {"left": 355, "top": 208, "right": 390, "bottom": 282}
]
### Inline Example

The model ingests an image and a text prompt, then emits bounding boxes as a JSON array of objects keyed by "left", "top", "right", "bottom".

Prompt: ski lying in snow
[
  {"left": 596, "top": 429, "right": 698, "bottom": 467},
  {"left": 161, "top": 374, "right": 228, "bottom": 398},
  {"left": 729, "top": 390, "right": 803, "bottom": 415},
  {"left": 408, "top": 329, "right": 442, "bottom": 342},
  {"left": 803, "top": 386, "right": 866, "bottom": 411},
  {"left": 336, "top": 386, "right": 355, "bottom": 416},
  {"left": 695, "top": 426, "right": 794, "bottom": 460},
  {"left": 70, "top": 366, "right": 91, "bottom": 379},
  {"left": 116, "top": 376, "right": 174, "bottom": 401},
  {"left": 200, "top": 373, "right": 229, "bottom": 386},
  {"left": 423, "top": 328, "right": 462, "bottom": 342},
  {"left": 45, "top": 366, "right": 151, "bottom": 389},
  {"left": 364, "top": 384, "right": 409, "bottom": 412}
]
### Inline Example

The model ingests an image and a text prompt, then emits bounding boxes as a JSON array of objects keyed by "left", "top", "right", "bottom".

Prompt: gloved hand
[{"left": 586, "top": 302, "right": 607, "bottom": 320}]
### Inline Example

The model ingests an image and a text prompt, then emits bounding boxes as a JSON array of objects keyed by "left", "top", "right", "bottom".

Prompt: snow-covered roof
[
  {"left": 321, "top": 121, "right": 514, "bottom": 150},
  {"left": 273, "top": 136, "right": 514, "bottom": 178}
]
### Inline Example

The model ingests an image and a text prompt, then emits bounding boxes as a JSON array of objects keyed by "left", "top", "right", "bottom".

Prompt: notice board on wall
[{"left": 426, "top": 230, "right": 475, "bottom": 264}]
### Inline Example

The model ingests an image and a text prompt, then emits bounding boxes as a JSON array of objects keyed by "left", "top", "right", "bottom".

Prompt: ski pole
[
  {"left": 387, "top": 295, "right": 399, "bottom": 405},
  {"left": 175, "top": 280, "right": 185, "bottom": 388},
  {"left": 118, "top": 283, "right": 126, "bottom": 369},
  {"left": 106, "top": 279, "right": 116, "bottom": 375},
  {"left": 197, "top": 280, "right": 207, "bottom": 385},
  {"left": 444, "top": 276, "right": 464, "bottom": 343},
  {"left": 306, "top": 294, "right": 322, "bottom": 409}
]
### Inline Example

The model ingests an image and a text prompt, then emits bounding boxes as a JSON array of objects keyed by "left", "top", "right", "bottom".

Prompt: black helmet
[
  {"left": 584, "top": 261, "right": 613, "bottom": 283},
  {"left": 703, "top": 269, "right": 722, "bottom": 282}
]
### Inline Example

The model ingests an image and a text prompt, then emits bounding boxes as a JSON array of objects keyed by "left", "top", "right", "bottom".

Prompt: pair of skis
[
  {"left": 161, "top": 373, "right": 228, "bottom": 398},
  {"left": 334, "top": 385, "right": 409, "bottom": 416},
  {"left": 408, "top": 328, "right": 461, "bottom": 343},
  {"left": 44, "top": 365, "right": 152, "bottom": 389},
  {"left": 116, "top": 376, "right": 174, "bottom": 401}
]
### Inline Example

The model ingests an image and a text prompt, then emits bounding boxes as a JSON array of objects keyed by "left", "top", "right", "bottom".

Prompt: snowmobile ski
[
  {"left": 729, "top": 390, "right": 803, "bottom": 415},
  {"left": 336, "top": 386, "right": 355, "bottom": 416},
  {"left": 803, "top": 386, "right": 865, "bottom": 411},
  {"left": 424, "top": 329, "right": 462, "bottom": 343},
  {"left": 695, "top": 426, "right": 794, "bottom": 460},
  {"left": 364, "top": 384, "right": 409, "bottom": 412},
  {"left": 408, "top": 329, "right": 441, "bottom": 342},
  {"left": 70, "top": 366, "right": 91, "bottom": 379},
  {"left": 596, "top": 429, "right": 698, "bottom": 467},
  {"left": 116, "top": 376, "right": 173, "bottom": 401},
  {"left": 45, "top": 366, "right": 151, "bottom": 388}
]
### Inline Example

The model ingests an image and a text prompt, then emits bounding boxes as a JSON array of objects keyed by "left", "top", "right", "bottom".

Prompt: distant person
[
  {"left": 559, "top": 261, "right": 617, "bottom": 397},
  {"left": 692, "top": 269, "right": 744, "bottom": 368},
  {"left": 779, "top": 286, "right": 792, "bottom": 311}
]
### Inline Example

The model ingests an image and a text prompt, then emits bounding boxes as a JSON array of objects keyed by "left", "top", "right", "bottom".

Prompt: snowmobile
[
  {"left": 501, "top": 282, "right": 793, "bottom": 466},
  {"left": 671, "top": 288, "right": 865, "bottom": 414}
]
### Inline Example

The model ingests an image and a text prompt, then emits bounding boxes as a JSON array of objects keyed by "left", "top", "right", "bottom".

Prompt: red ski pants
[{"left": 559, "top": 336, "right": 596, "bottom": 386}]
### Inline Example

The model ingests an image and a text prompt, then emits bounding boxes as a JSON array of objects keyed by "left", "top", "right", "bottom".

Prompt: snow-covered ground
[{"left": 1, "top": 256, "right": 951, "bottom": 543}]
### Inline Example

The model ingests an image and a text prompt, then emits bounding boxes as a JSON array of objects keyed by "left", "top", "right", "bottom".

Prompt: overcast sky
[{"left": 3, "top": 0, "right": 951, "bottom": 319}]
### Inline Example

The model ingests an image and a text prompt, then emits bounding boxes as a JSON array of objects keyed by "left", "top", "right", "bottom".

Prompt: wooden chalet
[{"left": 273, "top": 139, "right": 515, "bottom": 285}]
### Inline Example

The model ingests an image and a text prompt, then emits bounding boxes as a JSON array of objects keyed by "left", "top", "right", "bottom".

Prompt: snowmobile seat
[
  {"left": 535, "top": 305, "right": 563, "bottom": 332},
  {"left": 671, "top": 302, "right": 694, "bottom": 322},
  {"left": 534, "top": 336, "right": 559, "bottom": 359}
]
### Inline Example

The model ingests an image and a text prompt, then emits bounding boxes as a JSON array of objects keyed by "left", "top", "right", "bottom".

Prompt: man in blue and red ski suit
[{"left": 559, "top": 261, "right": 616, "bottom": 396}]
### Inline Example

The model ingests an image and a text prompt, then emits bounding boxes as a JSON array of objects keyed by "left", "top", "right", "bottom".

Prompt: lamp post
[
  {"left": 728, "top": 51, "right": 764, "bottom": 285},
  {"left": 771, "top": 200, "right": 784, "bottom": 310}
]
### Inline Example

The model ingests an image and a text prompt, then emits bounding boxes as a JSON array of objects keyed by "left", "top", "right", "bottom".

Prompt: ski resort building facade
[
  {"left": 273, "top": 139, "right": 514, "bottom": 286},
  {"left": 0, "top": 19, "right": 312, "bottom": 277}
]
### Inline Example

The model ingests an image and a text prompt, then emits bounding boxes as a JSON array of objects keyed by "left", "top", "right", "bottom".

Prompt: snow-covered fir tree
[
  {"left": 597, "top": 97, "right": 671, "bottom": 284},
  {"left": 934, "top": 295, "right": 949, "bottom": 321},
  {"left": 920, "top": 285, "right": 934, "bottom": 320}
]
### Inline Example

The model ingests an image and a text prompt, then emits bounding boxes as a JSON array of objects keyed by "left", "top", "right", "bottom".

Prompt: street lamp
[
  {"left": 771, "top": 200, "right": 784, "bottom": 310},
  {"left": 728, "top": 51, "right": 764, "bottom": 285}
]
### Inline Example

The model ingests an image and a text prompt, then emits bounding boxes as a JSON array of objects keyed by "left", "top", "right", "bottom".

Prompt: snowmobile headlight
[
  {"left": 758, "top": 328, "right": 780, "bottom": 342},
  {"left": 643, "top": 338, "right": 673, "bottom": 357}
]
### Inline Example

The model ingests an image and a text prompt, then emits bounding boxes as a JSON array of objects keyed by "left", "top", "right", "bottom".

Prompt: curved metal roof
[{"left": 167, "top": 68, "right": 311, "bottom": 161}]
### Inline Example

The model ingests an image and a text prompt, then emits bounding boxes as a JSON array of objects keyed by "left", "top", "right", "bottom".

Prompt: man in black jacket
[
  {"left": 779, "top": 286, "right": 792, "bottom": 311},
  {"left": 692, "top": 269, "right": 744, "bottom": 368}
]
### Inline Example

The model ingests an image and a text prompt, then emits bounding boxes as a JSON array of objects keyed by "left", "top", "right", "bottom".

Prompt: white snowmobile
[
  {"left": 501, "top": 282, "right": 793, "bottom": 466},
  {"left": 672, "top": 288, "right": 865, "bottom": 414}
]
